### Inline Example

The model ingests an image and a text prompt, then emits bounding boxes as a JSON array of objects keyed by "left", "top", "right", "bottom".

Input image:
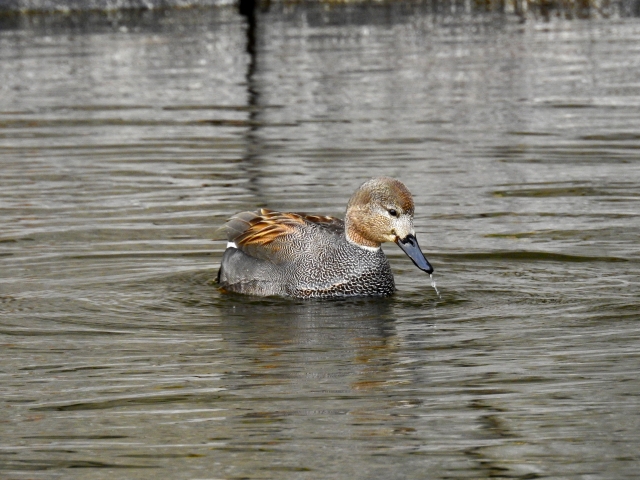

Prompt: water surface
[{"left": 1, "top": 5, "right": 640, "bottom": 479}]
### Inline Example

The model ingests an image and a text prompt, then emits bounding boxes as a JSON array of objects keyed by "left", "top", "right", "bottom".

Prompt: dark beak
[{"left": 395, "top": 234, "right": 434, "bottom": 274}]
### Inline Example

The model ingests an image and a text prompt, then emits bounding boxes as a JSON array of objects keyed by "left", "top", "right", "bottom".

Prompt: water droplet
[{"left": 430, "top": 274, "right": 441, "bottom": 298}]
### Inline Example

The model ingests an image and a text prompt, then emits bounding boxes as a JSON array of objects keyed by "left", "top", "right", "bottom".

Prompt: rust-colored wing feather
[{"left": 224, "top": 208, "right": 344, "bottom": 263}]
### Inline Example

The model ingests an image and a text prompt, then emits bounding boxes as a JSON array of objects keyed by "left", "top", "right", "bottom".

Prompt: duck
[{"left": 216, "top": 177, "right": 433, "bottom": 299}]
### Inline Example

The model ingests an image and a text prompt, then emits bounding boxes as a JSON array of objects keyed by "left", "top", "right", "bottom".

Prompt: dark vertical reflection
[
  {"left": 238, "top": 0, "right": 266, "bottom": 203},
  {"left": 239, "top": 0, "right": 256, "bottom": 50}
]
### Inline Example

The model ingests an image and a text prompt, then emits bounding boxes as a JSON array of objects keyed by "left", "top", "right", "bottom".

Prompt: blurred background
[{"left": 1, "top": 0, "right": 639, "bottom": 479}]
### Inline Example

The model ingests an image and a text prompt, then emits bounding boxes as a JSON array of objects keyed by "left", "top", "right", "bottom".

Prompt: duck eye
[{"left": 388, "top": 209, "right": 398, "bottom": 217}]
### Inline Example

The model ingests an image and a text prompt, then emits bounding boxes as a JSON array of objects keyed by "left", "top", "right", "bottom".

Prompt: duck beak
[{"left": 395, "top": 234, "right": 434, "bottom": 274}]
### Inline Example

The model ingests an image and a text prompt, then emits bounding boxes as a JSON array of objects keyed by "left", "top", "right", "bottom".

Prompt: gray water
[{"left": 1, "top": 5, "right": 640, "bottom": 479}]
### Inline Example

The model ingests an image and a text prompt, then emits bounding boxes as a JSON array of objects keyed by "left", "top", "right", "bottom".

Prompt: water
[{"left": 1, "top": 4, "right": 640, "bottom": 479}]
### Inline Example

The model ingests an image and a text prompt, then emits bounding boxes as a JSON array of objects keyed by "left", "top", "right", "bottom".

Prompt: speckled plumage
[{"left": 217, "top": 177, "right": 433, "bottom": 299}]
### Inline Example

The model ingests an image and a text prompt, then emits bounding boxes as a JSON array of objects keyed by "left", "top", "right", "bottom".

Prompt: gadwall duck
[{"left": 217, "top": 177, "right": 433, "bottom": 298}]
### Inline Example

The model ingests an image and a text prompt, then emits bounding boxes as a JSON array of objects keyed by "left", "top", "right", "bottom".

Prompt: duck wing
[
  {"left": 293, "top": 212, "right": 345, "bottom": 235},
  {"left": 224, "top": 208, "right": 344, "bottom": 263}
]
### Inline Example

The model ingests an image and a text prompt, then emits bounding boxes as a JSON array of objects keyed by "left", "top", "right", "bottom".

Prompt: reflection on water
[{"left": 1, "top": 4, "right": 640, "bottom": 479}]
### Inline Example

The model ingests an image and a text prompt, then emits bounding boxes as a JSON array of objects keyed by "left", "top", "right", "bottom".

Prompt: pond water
[{"left": 1, "top": 4, "right": 640, "bottom": 479}]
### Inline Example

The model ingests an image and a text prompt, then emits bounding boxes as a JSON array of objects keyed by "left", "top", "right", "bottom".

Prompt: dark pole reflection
[{"left": 238, "top": 0, "right": 267, "bottom": 203}]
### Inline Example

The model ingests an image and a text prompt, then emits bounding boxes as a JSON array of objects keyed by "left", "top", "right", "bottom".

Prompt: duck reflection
[{"left": 213, "top": 295, "right": 400, "bottom": 393}]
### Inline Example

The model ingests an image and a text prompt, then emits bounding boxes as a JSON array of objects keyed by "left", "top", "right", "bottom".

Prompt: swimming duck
[{"left": 217, "top": 177, "right": 433, "bottom": 298}]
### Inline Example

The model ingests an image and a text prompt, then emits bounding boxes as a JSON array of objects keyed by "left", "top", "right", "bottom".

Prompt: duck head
[{"left": 345, "top": 177, "right": 434, "bottom": 274}]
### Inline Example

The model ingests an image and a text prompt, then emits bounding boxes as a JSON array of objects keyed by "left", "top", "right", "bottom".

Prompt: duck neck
[{"left": 345, "top": 214, "right": 381, "bottom": 250}]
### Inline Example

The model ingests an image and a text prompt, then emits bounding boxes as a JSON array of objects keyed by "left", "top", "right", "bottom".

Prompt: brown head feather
[{"left": 345, "top": 177, "right": 416, "bottom": 247}]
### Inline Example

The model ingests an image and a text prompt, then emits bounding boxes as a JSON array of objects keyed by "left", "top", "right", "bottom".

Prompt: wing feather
[{"left": 223, "top": 209, "right": 344, "bottom": 263}]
